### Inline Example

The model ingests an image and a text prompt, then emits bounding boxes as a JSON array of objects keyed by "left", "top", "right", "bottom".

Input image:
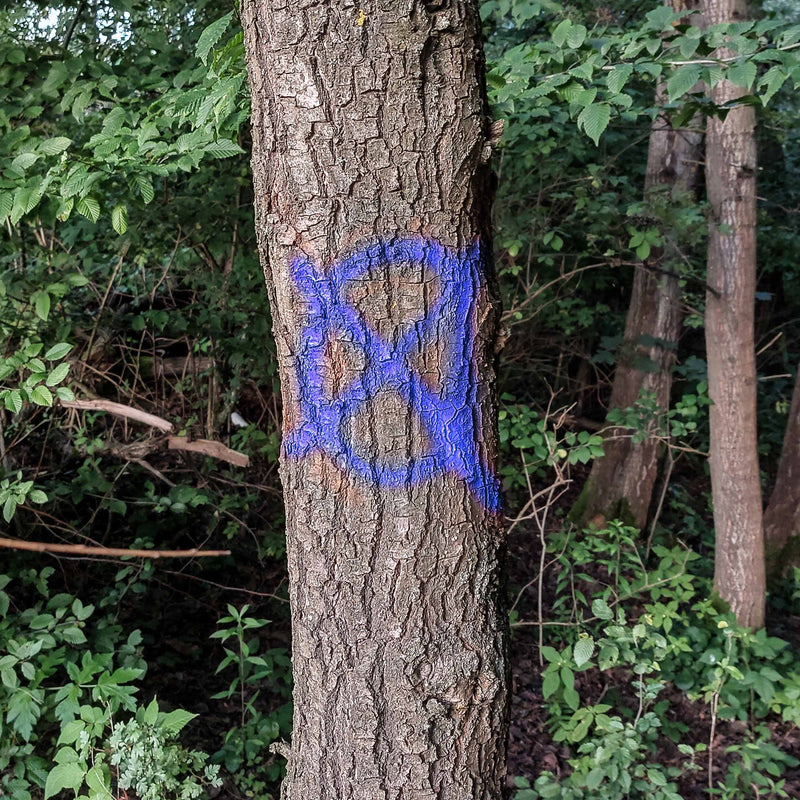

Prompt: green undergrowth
[
  {"left": 512, "top": 521, "right": 800, "bottom": 800},
  {"left": 0, "top": 566, "right": 291, "bottom": 800}
]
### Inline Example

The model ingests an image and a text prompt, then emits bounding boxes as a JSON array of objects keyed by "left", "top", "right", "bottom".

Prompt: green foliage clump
[{"left": 511, "top": 521, "right": 800, "bottom": 800}]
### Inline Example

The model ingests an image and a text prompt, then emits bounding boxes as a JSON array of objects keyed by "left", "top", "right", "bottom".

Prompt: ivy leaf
[
  {"left": 196, "top": 12, "right": 234, "bottom": 66},
  {"left": 667, "top": 64, "right": 701, "bottom": 101},
  {"left": 577, "top": 102, "right": 611, "bottom": 146},
  {"left": 111, "top": 204, "right": 128, "bottom": 235}
]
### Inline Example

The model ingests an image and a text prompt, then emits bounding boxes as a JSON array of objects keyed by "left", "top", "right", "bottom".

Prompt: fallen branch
[
  {"left": 0, "top": 538, "right": 230, "bottom": 559},
  {"left": 168, "top": 436, "right": 250, "bottom": 468},
  {"left": 62, "top": 399, "right": 173, "bottom": 432}
]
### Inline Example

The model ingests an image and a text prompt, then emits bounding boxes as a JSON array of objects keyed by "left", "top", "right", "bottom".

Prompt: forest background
[{"left": 1, "top": 0, "right": 800, "bottom": 798}]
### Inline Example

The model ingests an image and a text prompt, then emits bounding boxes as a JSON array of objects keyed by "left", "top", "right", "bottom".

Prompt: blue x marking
[{"left": 283, "top": 237, "right": 501, "bottom": 512}]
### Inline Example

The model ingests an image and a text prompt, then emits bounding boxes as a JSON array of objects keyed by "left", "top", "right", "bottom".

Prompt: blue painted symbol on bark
[{"left": 283, "top": 237, "right": 500, "bottom": 512}]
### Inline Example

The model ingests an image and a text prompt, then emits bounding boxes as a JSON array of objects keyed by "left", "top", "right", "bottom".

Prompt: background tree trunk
[
  {"left": 764, "top": 367, "right": 800, "bottom": 571},
  {"left": 240, "top": 2, "right": 508, "bottom": 798},
  {"left": 704, "top": 0, "right": 765, "bottom": 628},
  {"left": 574, "top": 0, "right": 704, "bottom": 530}
]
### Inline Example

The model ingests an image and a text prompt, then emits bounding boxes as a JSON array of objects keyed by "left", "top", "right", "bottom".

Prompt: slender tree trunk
[
  {"left": 704, "top": 0, "right": 765, "bottom": 628},
  {"left": 764, "top": 367, "right": 800, "bottom": 569},
  {"left": 240, "top": 3, "right": 508, "bottom": 798},
  {"left": 574, "top": 0, "right": 704, "bottom": 530}
]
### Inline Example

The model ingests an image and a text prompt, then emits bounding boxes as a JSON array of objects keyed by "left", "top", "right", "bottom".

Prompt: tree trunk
[
  {"left": 704, "top": 0, "right": 765, "bottom": 628},
  {"left": 764, "top": 367, "right": 800, "bottom": 571},
  {"left": 240, "top": 3, "right": 508, "bottom": 798},
  {"left": 574, "top": 0, "right": 704, "bottom": 530}
]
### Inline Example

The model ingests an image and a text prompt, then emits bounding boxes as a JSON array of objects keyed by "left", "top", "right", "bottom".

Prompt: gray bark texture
[
  {"left": 578, "top": 1, "right": 704, "bottom": 530},
  {"left": 703, "top": 0, "right": 765, "bottom": 628},
  {"left": 764, "top": 367, "right": 800, "bottom": 565},
  {"left": 240, "top": 2, "right": 509, "bottom": 798}
]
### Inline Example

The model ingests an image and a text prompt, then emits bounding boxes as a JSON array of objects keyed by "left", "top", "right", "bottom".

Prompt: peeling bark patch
[{"left": 283, "top": 236, "right": 501, "bottom": 511}]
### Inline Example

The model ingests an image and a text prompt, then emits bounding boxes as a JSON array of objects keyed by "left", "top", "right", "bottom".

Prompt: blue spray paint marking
[{"left": 283, "top": 237, "right": 501, "bottom": 512}]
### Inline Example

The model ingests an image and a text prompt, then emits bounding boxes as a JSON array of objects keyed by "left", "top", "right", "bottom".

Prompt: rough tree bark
[
  {"left": 704, "top": 0, "right": 765, "bottom": 628},
  {"left": 240, "top": 2, "right": 508, "bottom": 798},
  {"left": 575, "top": 0, "right": 704, "bottom": 530},
  {"left": 764, "top": 367, "right": 800, "bottom": 571}
]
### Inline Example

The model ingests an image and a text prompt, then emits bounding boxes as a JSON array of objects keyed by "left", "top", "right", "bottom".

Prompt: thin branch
[
  {"left": 168, "top": 436, "right": 250, "bottom": 468},
  {"left": 0, "top": 537, "right": 230, "bottom": 559},
  {"left": 62, "top": 0, "right": 87, "bottom": 49},
  {"left": 61, "top": 399, "right": 173, "bottom": 432}
]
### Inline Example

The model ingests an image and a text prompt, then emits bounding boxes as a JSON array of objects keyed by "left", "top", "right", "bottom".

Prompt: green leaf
[
  {"left": 111, "top": 204, "right": 128, "bottom": 235},
  {"left": 29, "top": 385, "right": 54, "bottom": 406},
  {"left": 3, "top": 496, "right": 17, "bottom": 522},
  {"left": 647, "top": 768, "right": 667, "bottom": 786},
  {"left": 40, "top": 137, "right": 72, "bottom": 156},
  {"left": 592, "top": 598, "right": 614, "bottom": 620},
  {"left": 586, "top": 768, "right": 605, "bottom": 790},
  {"left": 44, "top": 761, "right": 85, "bottom": 799},
  {"left": 45, "top": 342, "right": 73, "bottom": 360},
  {"left": 136, "top": 174, "right": 155, "bottom": 204},
  {"left": 5, "top": 390, "right": 23, "bottom": 414},
  {"left": 57, "top": 720, "right": 85, "bottom": 746},
  {"left": 32, "top": 291, "right": 51, "bottom": 321},
  {"left": 143, "top": 696, "right": 159, "bottom": 725},
  {"left": 46, "top": 362, "right": 70, "bottom": 387},
  {"left": 552, "top": 19, "right": 572, "bottom": 48},
  {"left": 28, "top": 489, "right": 48, "bottom": 504},
  {"left": 0, "top": 191, "right": 12, "bottom": 221},
  {"left": 566, "top": 24, "right": 587, "bottom": 49},
  {"left": 160, "top": 708, "right": 198, "bottom": 735},
  {"left": 11, "top": 152, "right": 39, "bottom": 173},
  {"left": 196, "top": 12, "right": 234, "bottom": 65},
  {"left": 666, "top": 64, "right": 701, "bottom": 101},
  {"left": 204, "top": 140, "right": 246, "bottom": 158},
  {"left": 540, "top": 645, "right": 561, "bottom": 663},
  {"left": 56, "top": 386, "right": 76, "bottom": 402},
  {"left": 728, "top": 59, "right": 757, "bottom": 91},
  {"left": 1, "top": 665, "right": 17, "bottom": 687},
  {"left": 563, "top": 684, "right": 580, "bottom": 711},
  {"left": 606, "top": 64, "right": 633, "bottom": 95},
  {"left": 573, "top": 637, "right": 595, "bottom": 668},
  {"left": 758, "top": 66, "right": 787, "bottom": 106},
  {"left": 76, "top": 196, "right": 100, "bottom": 223},
  {"left": 577, "top": 102, "right": 611, "bottom": 146},
  {"left": 542, "top": 668, "right": 560, "bottom": 699}
]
